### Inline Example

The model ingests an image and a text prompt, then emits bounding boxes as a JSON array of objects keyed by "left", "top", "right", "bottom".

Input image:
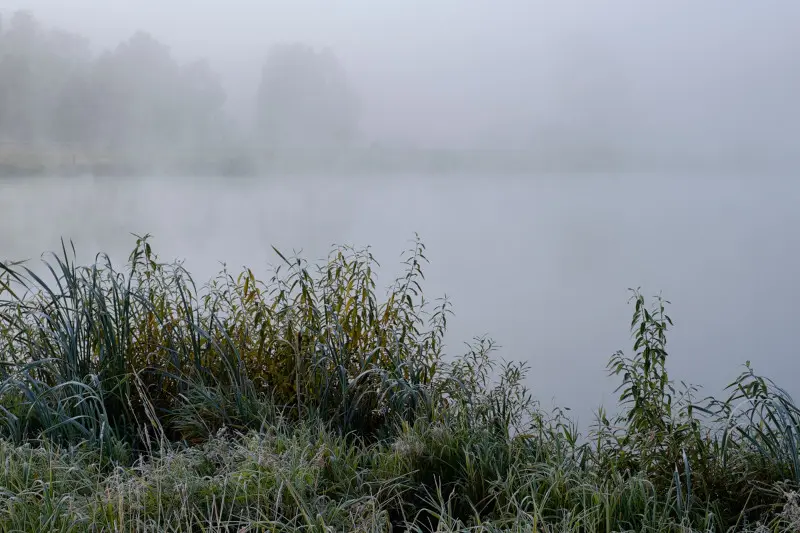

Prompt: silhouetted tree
[
  {"left": 256, "top": 44, "right": 360, "bottom": 149},
  {"left": 0, "top": 13, "right": 230, "bottom": 168}
]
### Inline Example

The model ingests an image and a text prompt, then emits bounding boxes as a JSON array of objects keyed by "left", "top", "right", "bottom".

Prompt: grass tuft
[{"left": 0, "top": 237, "right": 798, "bottom": 531}]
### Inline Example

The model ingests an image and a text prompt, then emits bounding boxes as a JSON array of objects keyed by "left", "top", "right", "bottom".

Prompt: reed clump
[{"left": 0, "top": 236, "right": 798, "bottom": 532}]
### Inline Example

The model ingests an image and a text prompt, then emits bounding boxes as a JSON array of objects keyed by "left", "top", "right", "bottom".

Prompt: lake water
[{"left": 2, "top": 173, "right": 799, "bottom": 426}]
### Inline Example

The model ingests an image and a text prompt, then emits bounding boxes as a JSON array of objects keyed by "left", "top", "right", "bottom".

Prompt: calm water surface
[{"left": 2, "top": 173, "right": 798, "bottom": 425}]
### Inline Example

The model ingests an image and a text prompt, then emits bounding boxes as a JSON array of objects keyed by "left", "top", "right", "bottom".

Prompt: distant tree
[
  {"left": 256, "top": 44, "right": 360, "bottom": 149},
  {"left": 0, "top": 11, "right": 42, "bottom": 142},
  {"left": 51, "top": 64, "right": 94, "bottom": 144},
  {"left": 0, "top": 12, "right": 232, "bottom": 171},
  {"left": 45, "top": 31, "right": 92, "bottom": 144},
  {"left": 0, "top": 11, "right": 91, "bottom": 144},
  {"left": 88, "top": 32, "right": 177, "bottom": 152},
  {"left": 176, "top": 59, "right": 228, "bottom": 151},
  {"left": 83, "top": 32, "right": 227, "bottom": 157}
]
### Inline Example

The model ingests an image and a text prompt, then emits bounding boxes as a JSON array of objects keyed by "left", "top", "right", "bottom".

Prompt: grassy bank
[{"left": 0, "top": 236, "right": 798, "bottom": 532}]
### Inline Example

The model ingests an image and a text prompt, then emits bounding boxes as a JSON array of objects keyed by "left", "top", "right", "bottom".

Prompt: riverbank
[
  {"left": 3, "top": 144, "right": 793, "bottom": 178},
  {"left": 0, "top": 238, "right": 799, "bottom": 531}
]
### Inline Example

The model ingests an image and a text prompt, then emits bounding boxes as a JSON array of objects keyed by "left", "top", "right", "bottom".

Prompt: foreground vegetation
[{"left": 0, "top": 236, "right": 798, "bottom": 532}]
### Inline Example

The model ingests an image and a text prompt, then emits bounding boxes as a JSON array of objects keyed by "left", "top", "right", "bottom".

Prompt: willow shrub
[{"left": 0, "top": 234, "right": 451, "bottom": 449}]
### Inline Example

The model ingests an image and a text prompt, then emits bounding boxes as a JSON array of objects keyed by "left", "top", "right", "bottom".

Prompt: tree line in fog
[
  {"left": 0, "top": 10, "right": 359, "bottom": 175},
  {"left": 2, "top": 8, "right": 798, "bottom": 177}
]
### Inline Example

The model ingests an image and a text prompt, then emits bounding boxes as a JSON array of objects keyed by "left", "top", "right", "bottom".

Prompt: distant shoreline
[{"left": 1, "top": 148, "right": 791, "bottom": 178}]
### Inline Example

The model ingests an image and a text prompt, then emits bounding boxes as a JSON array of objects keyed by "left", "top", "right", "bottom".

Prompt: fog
[
  {"left": 4, "top": 1, "right": 800, "bottom": 168},
  {"left": 1, "top": 1, "right": 799, "bottom": 424}
]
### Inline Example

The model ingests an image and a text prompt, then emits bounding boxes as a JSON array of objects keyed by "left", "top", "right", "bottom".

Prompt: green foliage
[
  {"left": 599, "top": 290, "right": 701, "bottom": 484},
  {"left": 0, "top": 238, "right": 799, "bottom": 531},
  {"left": 0, "top": 235, "right": 449, "bottom": 448}
]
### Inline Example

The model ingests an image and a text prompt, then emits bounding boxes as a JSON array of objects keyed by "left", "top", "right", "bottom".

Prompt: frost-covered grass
[{"left": 1, "top": 236, "right": 798, "bottom": 531}]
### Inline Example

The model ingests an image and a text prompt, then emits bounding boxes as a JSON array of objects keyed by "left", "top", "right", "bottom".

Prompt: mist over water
[
  {"left": 3, "top": 1, "right": 800, "bottom": 171},
  {"left": 3, "top": 174, "right": 799, "bottom": 425}
]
